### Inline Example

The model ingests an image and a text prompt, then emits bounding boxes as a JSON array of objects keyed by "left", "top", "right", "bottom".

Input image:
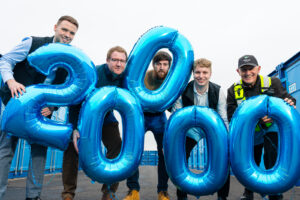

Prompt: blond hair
[{"left": 193, "top": 58, "right": 212, "bottom": 71}]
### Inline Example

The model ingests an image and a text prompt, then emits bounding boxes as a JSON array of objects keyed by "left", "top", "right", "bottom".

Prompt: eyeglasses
[{"left": 110, "top": 58, "right": 126, "bottom": 64}]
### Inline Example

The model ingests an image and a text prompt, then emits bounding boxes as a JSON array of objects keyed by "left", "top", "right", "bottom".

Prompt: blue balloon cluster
[{"left": 1, "top": 27, "right": 300, "bottom": 197}]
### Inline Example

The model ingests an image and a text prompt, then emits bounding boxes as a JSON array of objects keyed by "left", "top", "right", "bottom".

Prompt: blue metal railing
[{"left": 9, "top": 138, "right": 207, "bottom": 179}]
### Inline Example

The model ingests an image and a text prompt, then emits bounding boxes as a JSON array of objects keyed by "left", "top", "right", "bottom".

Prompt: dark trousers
[
  {"left": 61, "top": 122, "right": 122, "bottom": 199},
  {"left": 126, "top": 133, "right": 169, "bottom": 193},
  {"left": 126, "top": 114, "right": 169, "bottom": 193},
  {"left": 177, "top": 137, "right": 230, "bottom": 198},
  {"left": 244, "top": 132, "right": 282, "bottom": 199}
]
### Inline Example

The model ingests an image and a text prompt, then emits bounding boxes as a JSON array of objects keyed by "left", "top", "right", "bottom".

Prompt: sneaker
[
  {"left": 123, "top": 190, "right": 140, "bottom": 200},
  {"left": 158, "top": 191, "right": 170, "bottom": 200},
  {"left": 269, "top": 194, "right": 283, "bottom": 200}
]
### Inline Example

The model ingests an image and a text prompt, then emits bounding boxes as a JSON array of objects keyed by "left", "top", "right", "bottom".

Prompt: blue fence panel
[{"left": 269, "top": 51, "right": 300, "bottom": 114}]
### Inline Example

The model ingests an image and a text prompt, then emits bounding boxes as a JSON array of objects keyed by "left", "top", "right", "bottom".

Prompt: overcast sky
[{"left": 1, "top": 0, "right": 299, "bottom": 150}]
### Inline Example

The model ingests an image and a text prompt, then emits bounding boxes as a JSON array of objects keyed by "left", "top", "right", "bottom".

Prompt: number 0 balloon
[
  {"left": 164, "top": 106, "right": 229, "bottom": 196},
  {"left": 78, "top": 87, "right": 145, "bottom": 184},
  {"left": 124, "top": 26, "right": 194, "bottom": 112},
  {"left": 230, "top": 95, "right": 300, "bottom": 194}
]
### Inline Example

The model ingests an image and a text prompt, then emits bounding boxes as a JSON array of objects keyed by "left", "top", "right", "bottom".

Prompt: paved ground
[{"left": 4, "top": 166, "right": 300, "bottom": 200}]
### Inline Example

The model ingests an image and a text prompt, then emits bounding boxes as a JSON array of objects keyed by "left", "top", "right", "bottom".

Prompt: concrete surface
[{"left": 4, "top": 166, "right": 300, "bottom": 200}]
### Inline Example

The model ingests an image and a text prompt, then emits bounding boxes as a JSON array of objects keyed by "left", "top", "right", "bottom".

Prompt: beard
[{"left": 157, "top": 71, "right": 167, "bottom": 80}]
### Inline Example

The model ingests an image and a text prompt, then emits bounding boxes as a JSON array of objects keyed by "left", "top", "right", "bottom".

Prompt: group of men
[{"left": 0, "top": 15, "right": 296, "bottom": 200}]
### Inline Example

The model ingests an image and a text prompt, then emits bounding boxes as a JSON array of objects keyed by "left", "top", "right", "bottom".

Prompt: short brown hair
[
  {"left": 106, "top": 46, "right": 128, "bottom": 61},
  {"left": 57, "top": 15, "right": 79, "bottom": 28},
  {"left": 193, "top": 58, "right": 212, "bottom": 71},
  {"left": 152, "top": 51, "right": 172, "bottom": 66}
]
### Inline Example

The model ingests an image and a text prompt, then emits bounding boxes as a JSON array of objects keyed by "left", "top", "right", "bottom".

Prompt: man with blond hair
[{"left": 172, "top": 58, "right": 229, "bottom": 200}]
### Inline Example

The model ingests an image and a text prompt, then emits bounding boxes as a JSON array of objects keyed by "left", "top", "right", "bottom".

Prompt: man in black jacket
[
  {"left": 227, "top": 55, "right": 296, "bottom": 200},
  {"left": 0, "top": 15, "right": 78, "bottom": 200},
  {"left": 62, "top": 46, "right": 127, "bottom": 200}
]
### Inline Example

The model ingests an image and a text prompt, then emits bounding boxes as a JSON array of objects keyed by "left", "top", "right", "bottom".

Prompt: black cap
[{"left": 238, "top": 55, "right": 258, "bottom": 68}]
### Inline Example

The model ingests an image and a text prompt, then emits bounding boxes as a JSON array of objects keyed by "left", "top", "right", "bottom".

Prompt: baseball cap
[{"left": 238, "top": 55, "right": 258, "bottom": 68}]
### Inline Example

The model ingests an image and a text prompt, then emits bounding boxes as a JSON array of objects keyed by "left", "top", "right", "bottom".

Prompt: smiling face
[
  {"left": 53, "top": 20, "right": 78, "bottom": 44},
  {"left": 193, "top": 65, "right": 211, "bottom": 87},
  {"left": 106, "top": 51, "right": 127, "bottom": 75},
  {"left": 237, "top": 65, "right": 261, "bottom": 85}
]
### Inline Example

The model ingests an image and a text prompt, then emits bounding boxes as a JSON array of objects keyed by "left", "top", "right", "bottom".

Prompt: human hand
[
  {"left": 41, "top": 107, "right": 53, "bottom": 117},
  {"left": 73, "top": 129, "right": 80, "bottom": 153},
  {"left": 261, "top": 115, "right": 273, "bottom": 124},
  {"left": 284, "top": 98, "right": 296, "bottom": 109},
  {"left": 6, "top": 79, "right": 26, "bottom": 98}
]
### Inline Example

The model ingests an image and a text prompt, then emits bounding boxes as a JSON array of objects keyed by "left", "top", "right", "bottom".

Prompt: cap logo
[{"left": 243, "top": 58, "right": 251, "bottom": 62}]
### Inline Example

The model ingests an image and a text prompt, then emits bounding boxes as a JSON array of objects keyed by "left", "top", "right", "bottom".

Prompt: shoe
[
  {"left": 269, "top": 194, "right": 283, "bottom": 200},
  {"left": 123, "top": 190, "right": 140, "bottom": 200},
  {"left": 177, "top": 197, "right": 187, "bottom": 200},
  {"left": 240, "top": 190, "right": 253, "bottom": 200},
  {"left": 63, "top": 197, "right": 73, "bottom": 200},
  {"left": 158, "top": 191, "right": 170, "bottom": 200},
  {"left": 217, "top": 197, "right": 227, "bottom": 200},
  {"left": 101, "top": 192, "right": 116, "bottom": 200},
  {"left": 26, "top": 198, "right": 41, "bottom": 200}
]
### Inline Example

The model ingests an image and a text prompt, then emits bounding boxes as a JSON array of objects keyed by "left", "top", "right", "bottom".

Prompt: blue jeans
[
  {"left": 126, "top": 113, "right": 169, "bottom": 193},
  {"left": 0, "top": 103, "right": 47, "bottom": 199}
]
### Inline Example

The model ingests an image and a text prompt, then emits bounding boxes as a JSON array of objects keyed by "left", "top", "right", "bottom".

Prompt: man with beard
[
  {"left": 0, "top": 15, "right": 78, "bottom": 200},
  {"left": 123, "top": 51, "right": 171, "bottom": 200}
]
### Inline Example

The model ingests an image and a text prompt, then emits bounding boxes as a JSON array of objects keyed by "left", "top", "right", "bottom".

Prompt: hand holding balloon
[
  {"left": 73, "top": 129, "right": 80, "bottom": 154},
  {"left": 284, "top": 97, "right": 296, "bottom": 108},
  {"left": 41, "top": 107, "right": 53, "bottom": 117},
  {"left": 6, "top": 79, "right": 26, "bottom": 98}
]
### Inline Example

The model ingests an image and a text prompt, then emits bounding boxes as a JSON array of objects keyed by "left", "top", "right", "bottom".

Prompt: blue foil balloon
[
  {"left": 164, "top": 106, "right": 229, "bottom": 196},
  {"left": 1, "top": 43, "right": 97, "bottom": 150},
  {"left": 124, "top": 26, "right": 194, "bottom": 112},
  {"left": 78, "top": 86, "right": 145, "bottom": 184},
  {"left": 230, "top": 95, "right": 300, "bottom": 194}
]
